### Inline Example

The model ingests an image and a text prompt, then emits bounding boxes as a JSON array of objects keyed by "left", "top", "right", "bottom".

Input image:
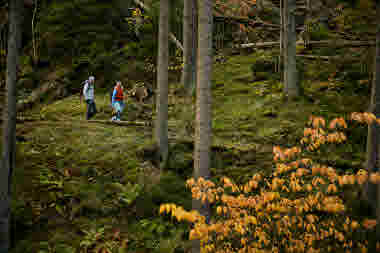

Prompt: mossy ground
[{"left": 11, "top": 50, "right": 372, "bottom": 252}]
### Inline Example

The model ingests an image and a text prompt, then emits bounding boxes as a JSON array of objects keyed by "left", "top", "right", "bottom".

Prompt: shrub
[{"left": 160, "top": 113, "right": 380, "bottom": 253}]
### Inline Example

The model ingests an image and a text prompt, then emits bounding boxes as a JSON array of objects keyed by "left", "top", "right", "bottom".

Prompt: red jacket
[{"left": 114, "top": 85, "right": 124, "bottom": 101}]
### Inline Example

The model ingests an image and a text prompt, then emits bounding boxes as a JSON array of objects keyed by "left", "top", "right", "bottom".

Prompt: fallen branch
[
  {"left": 84, "top": 119, "right": 152, "bottom": 127},
  {"left": 251, "top": 21, "right": 280, "bottom": 28},
  {"left": 0, "top": 116, "right": 41, "bottom": 123},
  {"left": 16, "top": 118, "right": 154, "bottom": 126},
  {"left": 169, "top": 33, "right": 184, "bottom": 51},
  {"left": 296, "top": 54, "right": 339, "bottom": 60},
  {"left": 237, "top": 40, "right": 375, "bottom": 49},
  {"left": 17, "top": 81, "right": 59, "bottom": 112},
  {"left": 133, "top": 0, "right": 183, "bottom": 51},
  {"left": 16, "top": 116, "right": 41, "bottom": 122}
]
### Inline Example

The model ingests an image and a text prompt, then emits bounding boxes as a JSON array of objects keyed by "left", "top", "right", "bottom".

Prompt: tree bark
[
  {"left": 304, "top": 0, "right": 311, "bottom": 49},
  {"left": 279, "top": 0, "right": 283, "bottom": 74},
  {"left": 180, "top": 0, "right": 198, "bottom": 138},
  {"left": 192, "top": 0, "right": 212, "bottom": 252},
  {"left": 364, "top": 0, "right": 380, "bottom": 222},
  {"left": 0, "top": 0, "right": 23, "bottom": 251},
  {"left": 366, "top": 5, "right": 380, "bottom": 253},
  {"left": 31, "top": 0, "right": 38, "bottom": 64},
  {"left": 181, "top": 0, "right": 197, "bottom": 93},
  {"left": 283, "top": 0, "right": 299, "bottom": 98},
  {"left": 191, "top": 0, "right": 198, "bottom": 96},
  {"left": 181, "top": 0, "right": 192, "bottom": 89},
  {"left": 155, "top": 0, "right": 169, "bottom": 171},
  {"left": 257, "top": 0, "right": 264, "bottom": 12},
  {"left": 377, "top": 22, "right": 380, "bottom": 247},
  {"left": 283, "top": 0, "right": 288, "bottom": 93}
]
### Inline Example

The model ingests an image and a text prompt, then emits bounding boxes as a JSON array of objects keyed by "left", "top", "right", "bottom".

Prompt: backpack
[{"left": 80, "top": 80, "right": 88, "bottom": 99}]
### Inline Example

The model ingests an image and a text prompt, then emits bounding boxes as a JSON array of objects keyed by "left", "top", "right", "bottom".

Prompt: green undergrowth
[{"left": 11, "top": 49, "right": 373, "bottom": 252}]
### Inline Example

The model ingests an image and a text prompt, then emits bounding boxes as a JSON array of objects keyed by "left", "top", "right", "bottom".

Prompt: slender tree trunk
[
  {"left": 180, "top": 0, "right": 198, "bottom": 138},
  {"left": 377, "top": 7, "right": 380, "bottom": 246},
  {"left": 257, "top": 0, "right": 264, "bottom": 12},
  {"left": 283, "top": 0, "right": 287, "bottom": 92},
  {"left": 279, "top": 0, "right": 283, "bottom": 75},
  {"left": 31, "top": 0, "right": 38, "bottom": 64},
  {"left": 181, "top": 0, "right": 193, "bottom": 90},
  {"left": 304, "top": 0, "right": 311, "bottom": 49},
  {"left": 283, "top": 0, "right": 299, "bottom": 98},
  {"left": 191, "top": 0, "right": 198, "bottom": 96},
  {"left": 368, "top": 6, "right": 380, "bottom": 252},
  {"left": 192, "top": 0, "right": 212, "bottom": 252},
  {"left": 0, "top": 0, "right": 23, "bottom": 252},
  {"left": 155, "top": 0, "right": 169, "bottom": 171},
  {"left": 181, "top": 0, "right": 198, "bottom": 94},
  {"left": 364, "top": 0, "right": 380, "bottom": 218}
]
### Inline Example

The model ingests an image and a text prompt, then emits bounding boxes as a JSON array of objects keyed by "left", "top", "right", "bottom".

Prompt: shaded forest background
[{"left": 1, "top": 0, "right": 379, "bottom": 252}]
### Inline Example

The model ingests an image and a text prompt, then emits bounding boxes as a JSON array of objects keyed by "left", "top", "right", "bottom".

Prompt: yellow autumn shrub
[{"left": 160, "top": 112, "right": 380, "bottom": 253}]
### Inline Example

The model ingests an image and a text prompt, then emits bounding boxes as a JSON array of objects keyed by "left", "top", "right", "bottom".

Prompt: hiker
[
  {"left": 111, "top": 81, "right": 125, "bottom": 121},
  {"left": 130, "top": 83, "right": 152, "bottom": 103},
  {"left": 81, "top": 76, "right": 97, "bottom": 120}
]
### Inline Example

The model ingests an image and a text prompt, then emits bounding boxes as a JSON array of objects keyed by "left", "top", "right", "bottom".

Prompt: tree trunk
[
  {"left": 283, "top": 0, "right": 288, "bottom": 93},
  {"left": 181, "top": 0, "right": 192, "bottom": 89},
  {"left": 378, "top": 5, "right": 380, "bottom": 243},
  {"left": 155, "top": 0, "right": 169, "bottom": 171},
  {"left": 180, "top": 0, "right": 198, "bottom": 138},
  {"left": 257, "top": 0, "right": 264, "bottom": 12},
  {"left": 0, "top": 0, "right": 23, "bottom": 251},
  {"left": 181, "top": 0, "right": 197, "bottom": 94},
  {"left": 304, "top": 0, "right": 311, "bottom": 49},
  {"left": 368, "top": 6, "right": 380, "bottom": 252},
  {"left": 279, "top": 0, "right": 283, "bottom": 74},
  {"left": 31, "top": 0, "right": 38, "bottom": 64},
  {"left": 364, "top": 0, "right": 380, "bottom": 223},
  {"left": 192, "top": 0, "right": 212, "bottom": 252},
  {"left": 283, "top": 0, "right": 299, "bottom": 98},
  {"left": 191, "top": 0, "right": 198, "bottom": 96}
]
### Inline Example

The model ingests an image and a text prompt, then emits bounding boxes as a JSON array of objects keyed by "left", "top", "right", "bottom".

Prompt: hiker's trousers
[
  {"left": 86, "top": 99, "right": 97, "bottom": 120},
  {"left": 112, "top": 101, "right": 124, "bottom": 120}
]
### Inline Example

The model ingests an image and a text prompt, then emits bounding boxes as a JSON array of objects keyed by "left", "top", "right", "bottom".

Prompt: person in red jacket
[{"left": 111, "top": 81, "right": 125, "bottom": 121}]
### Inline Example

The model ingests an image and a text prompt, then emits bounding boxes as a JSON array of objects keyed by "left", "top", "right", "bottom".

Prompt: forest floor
[{"left": 11, "top": 50, "right": 372, "bottom": 253}]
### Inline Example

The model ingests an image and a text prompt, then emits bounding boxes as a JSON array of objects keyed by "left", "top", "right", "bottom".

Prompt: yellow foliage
[
  {"left": 362, "top": 219, "right": 376, "bottom": 229},
  {"left": 158, "top": 113, "right": 380, "bottom": 253},
  {"left": 369, "top": 172, "right": 380, "bottom": 184}
]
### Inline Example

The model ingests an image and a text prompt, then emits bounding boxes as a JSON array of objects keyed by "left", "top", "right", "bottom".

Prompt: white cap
[{"left": 89, "top": 76, "right": 95, "bottom": 81}]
